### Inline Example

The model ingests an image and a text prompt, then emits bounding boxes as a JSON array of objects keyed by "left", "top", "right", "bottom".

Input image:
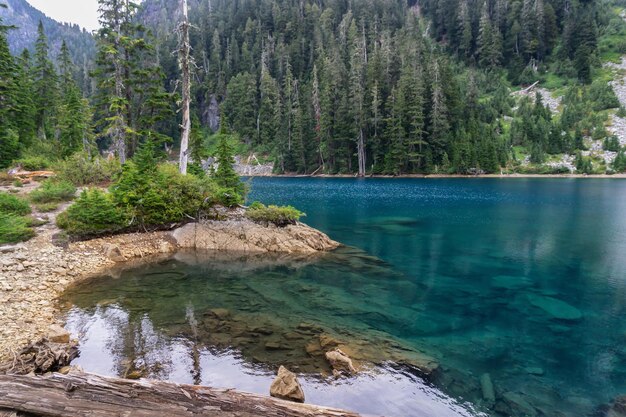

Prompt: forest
[{"left": 1, "top": 0, "right": 626, "bottom": 176}]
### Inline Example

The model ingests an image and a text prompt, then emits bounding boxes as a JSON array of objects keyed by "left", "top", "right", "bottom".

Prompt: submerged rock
[
  {"left": 480, "top": 373, "right": 496, "bottom": 405},
  {"left": 527, "top": 294, "right": 583, "bottom": 321},
  {"left": 325, "top": 349, "right": 357, "bottom": 374},
  {"left": 269, "top": 366, "right": 305, "bottom": 403},
  {"left": 497, "top": 392, "right": 538, "bottom": 417}
]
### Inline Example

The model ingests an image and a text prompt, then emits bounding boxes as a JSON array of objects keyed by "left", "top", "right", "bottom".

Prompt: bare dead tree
[{"left": 177, "top": 0, "right": 192, "bottom": 174}]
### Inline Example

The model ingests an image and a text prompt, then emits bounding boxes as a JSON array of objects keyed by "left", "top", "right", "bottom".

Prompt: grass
[
  {"left": 29, "top": 180, "right": 76, "bottom": 203},
  {"left": 34, "top": 202, "right": 59, "bottom": 213},
  {"left": 246, "top": 202, "right": 305, "bottom": 226}
]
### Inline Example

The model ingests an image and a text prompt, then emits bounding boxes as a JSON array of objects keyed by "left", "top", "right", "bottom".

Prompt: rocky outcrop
[
  {"left": 0, "top": 216, "right": 338, "bottom": 362},
  {"left": 269, "top": 366, "right": 305, "bottom": 403},
  {"left": 172, "top": 220, "right": 339, "bottom": 254}
]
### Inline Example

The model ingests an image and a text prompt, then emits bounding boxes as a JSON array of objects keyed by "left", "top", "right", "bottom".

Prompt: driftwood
[
  {"left": 0, "top": 372, "right": 361, "bottom": 417},
  {"left": 0, "top": 339, "right": 79, "bottom": 376},
  {"left": 7, "top": 170, "right": 55, "bottom": 180}
]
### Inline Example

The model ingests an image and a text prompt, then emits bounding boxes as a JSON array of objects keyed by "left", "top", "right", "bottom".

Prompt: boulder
[
  {"left": 47, "top": 324, "right": 70, "bottom": 344},
  {"left": 325, "top": 349, "right": 357, "bottom": 374},
  {"left": 104, "top": 245, "right": 126, "bottom": 263},
  {"left": 480, "top": 373, "right": 496, "bottom": 404},
  {"left": 269, "top": 366, "right": 305, "bottom": 403}
]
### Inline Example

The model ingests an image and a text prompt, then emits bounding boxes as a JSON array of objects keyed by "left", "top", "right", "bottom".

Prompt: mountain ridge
[{"left": 0, "top": 0, "right": 95, "bottom": 65}]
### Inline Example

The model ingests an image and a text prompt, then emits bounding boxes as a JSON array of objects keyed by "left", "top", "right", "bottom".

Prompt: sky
[{"left": 26, "top": 0, "right": 100, "bottom": 31}]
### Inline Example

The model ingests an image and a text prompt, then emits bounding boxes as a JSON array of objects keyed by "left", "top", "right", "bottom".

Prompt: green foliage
[
  {"left": 613, "top": 149, "right": 626, "bottom": 172},
  {"left": 57, "top": 189, "right": 128, "bottom": 237},
  {"left": 246, "top": 202, "right": 305, "bottom": 227},
  {"left": 213, "top": 133, "right": 246, "bottom": 204},
  {"left": 29, "top": 179, "right": 76, "bottom": 203},
  {"left": 604, "top": 136, "right": 621, "bottom": 152},
  {"left": 111, "top": 142, "right": 219, "bottom": 227},
  {"left": 13, "top": 155, "right": 51, "bottom": 171},
  {"left": 0, "top": 213, "right": 35, "bottom": 244},
  {"left": 55, "top": 153, "right": 122, "bottom": 186},
  {"left": 575, "top": 152, "right": 594, "bottom": 174},
  {"left": 0, "top": 192, "right": 31, "bottom": 215}
]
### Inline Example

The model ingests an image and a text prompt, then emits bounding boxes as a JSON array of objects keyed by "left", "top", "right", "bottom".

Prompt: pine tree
[
  {"left": 0, "top": 6, "right": 19, "bottom": 167},
  {"left": 33, "top": 21, "right": 59, "bottom": 141},
  {"left": 349, "top": 20, "right": 367, "bottom": 177},
  {"left": 14, "top": 50, "right": 36, "bottom": 151}
]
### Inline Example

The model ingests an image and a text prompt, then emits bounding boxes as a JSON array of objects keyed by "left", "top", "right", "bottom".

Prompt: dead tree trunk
[
  {"left": 178, "top": 0, "right": 192, "bottom": 175},
  {"left": 0, "top": 372, "right": 361, "bottom": 417}
]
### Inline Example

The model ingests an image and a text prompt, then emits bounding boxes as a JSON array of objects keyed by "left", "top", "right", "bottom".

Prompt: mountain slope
[{"left": 0, "top": 0, "right": 95, "bottom": 65}]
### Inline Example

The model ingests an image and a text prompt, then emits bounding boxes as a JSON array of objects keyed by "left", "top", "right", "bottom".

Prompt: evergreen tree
[
  {"left": 33, "top": 21, "right": 59, "bottom": 141},
  {"left": 0, "top": 6, "right": 19, "bottom": 167}
]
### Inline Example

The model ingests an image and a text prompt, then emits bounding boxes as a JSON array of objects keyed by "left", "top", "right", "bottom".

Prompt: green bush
[
  {"left": 246, "top": 202, "right": 305, "bottom": 227},
  {"left": 29, "top": 180, "right": 77, "bottom": 203},
  {"left": 57, "top": 189, "right": 129, "bottom": 237},
  {"left": 604, "top": 136, "right": 621, "bottom": 152},
  {"left": 110, "top": 161, "right": 218, "bottom": 228},
  {"left": 14, "top": 156, "right": 52, "bottom": 171},
  {"left": 0, "top": 192, "right": 31, "bottom": 216},
  {"left": 0, "top": 213, "right": 35, "bottom": 244},
  {"left": 55, "top": 153, "right": 122, "bottom": 186}
]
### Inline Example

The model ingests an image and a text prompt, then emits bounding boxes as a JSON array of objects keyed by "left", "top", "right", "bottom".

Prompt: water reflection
[{"left": 62, "top": 249, "right": 478, "bottom": 417}]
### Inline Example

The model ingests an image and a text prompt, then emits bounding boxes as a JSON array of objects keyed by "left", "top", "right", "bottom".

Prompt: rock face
[
  {"left": 269, "top": 366, "right": 305, "bottom": 403},
  {"left": 325, "top": 349, "right": 357, "bottom": 375},
  {"left": 171, "top": 220, "right": 340, "bottom": 254}
]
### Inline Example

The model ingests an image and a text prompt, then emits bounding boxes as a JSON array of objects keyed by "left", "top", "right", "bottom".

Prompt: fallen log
[{"left": 0, "top": 372, "right": 361, "bottom": 417}]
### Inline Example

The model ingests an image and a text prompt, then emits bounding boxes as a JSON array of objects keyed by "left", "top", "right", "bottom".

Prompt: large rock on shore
[
  {"left": 269, "top": 366, "right": 305, "bottom": 403},
  {"left": 171, "top": 220, "right": 339, "bottom": 254}
]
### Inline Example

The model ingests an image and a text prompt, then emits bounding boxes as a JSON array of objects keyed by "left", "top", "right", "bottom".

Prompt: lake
[{"left": 61, "top": 178, "right": 626, "bottom": 416}]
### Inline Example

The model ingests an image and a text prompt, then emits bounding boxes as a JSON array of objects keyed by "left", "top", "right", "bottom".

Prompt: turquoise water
[{"left": 62, "top": 178, "right": 626, "bottom": 416}]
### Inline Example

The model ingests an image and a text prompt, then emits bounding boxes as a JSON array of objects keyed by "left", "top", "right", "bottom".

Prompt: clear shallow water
[{"left": 62, "top": 178, "right": 626, "bottom": 417}]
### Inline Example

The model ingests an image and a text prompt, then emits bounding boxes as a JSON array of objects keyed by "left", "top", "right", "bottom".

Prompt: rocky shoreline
[{"left": 0, "top": 212, "right": 339, "bottom": 363}]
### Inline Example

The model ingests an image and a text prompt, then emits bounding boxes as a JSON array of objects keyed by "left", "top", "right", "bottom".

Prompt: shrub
[
  {"left": 110, "top": 161, "right": 218, "bottom": 228},
  {"left": 57, "top": 189, "right": 129, "bottom": 237},
  {"left": 29, "top": 180, "right": 77, "bottom": 203},
  {"left": 604, "top": 136, "right": 621, "bottom": 152},
  {"left": 14, "top": 156, "right": 51, "bottom": 171},
  {"left": 0, "top": 213, "right": 35, "bottom": 244},
  {"left": 0, "top": 192, "right": 31, "bottom": 216},
  {"left": 246, "top": 202, "right": 305, "bottom": 227},
  {"left": 55, "top": 153, "right": 122, "bottom": 186}
]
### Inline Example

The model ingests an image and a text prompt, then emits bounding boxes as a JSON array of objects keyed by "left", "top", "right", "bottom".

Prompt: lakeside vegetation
[{"left": 2, "top": 0, "right": 626, "bottom": 179}]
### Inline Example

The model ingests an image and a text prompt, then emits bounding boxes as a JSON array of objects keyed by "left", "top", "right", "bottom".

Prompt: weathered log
[{"left": 0, "top": 372, "right": 361, "bottom": 417}]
